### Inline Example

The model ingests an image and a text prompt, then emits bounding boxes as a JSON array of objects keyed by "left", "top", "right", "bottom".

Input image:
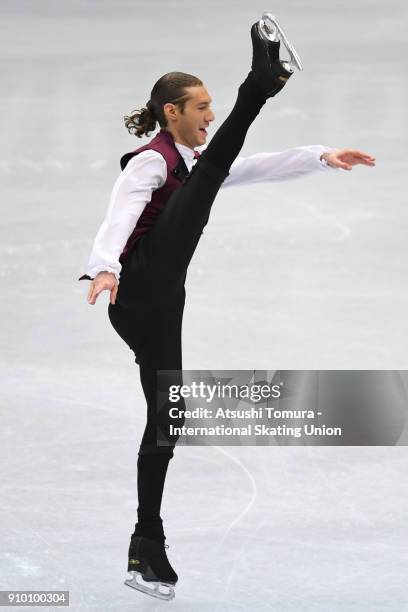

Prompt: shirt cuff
[
  {"left": 319, "top": 155, "right": 331, "bottom": 168},
  {"left": 78, "top": 266, "right": 120, "bottom": 282}
]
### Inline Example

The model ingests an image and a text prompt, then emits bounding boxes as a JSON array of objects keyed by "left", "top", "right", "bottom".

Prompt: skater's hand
[
  {"left": 87, "top": 271, "right": 118, "bottom": 305},
  {"left": 321, "top": 149, "right": 376, "bottom": 171}
]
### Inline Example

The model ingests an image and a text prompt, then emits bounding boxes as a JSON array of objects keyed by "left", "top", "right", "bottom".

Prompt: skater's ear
[{"left": 163, "top": 102, "right": 181, "bottom": 124}]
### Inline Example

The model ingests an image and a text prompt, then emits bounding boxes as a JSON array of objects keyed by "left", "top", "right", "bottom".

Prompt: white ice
[{"left": 1, "top": 0, "right": 408, "bottom": 610}]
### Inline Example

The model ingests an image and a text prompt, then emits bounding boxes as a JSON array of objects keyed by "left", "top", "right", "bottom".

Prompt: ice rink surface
[{"left": 1, "top": 0, "right": 408, "bottom": 609}]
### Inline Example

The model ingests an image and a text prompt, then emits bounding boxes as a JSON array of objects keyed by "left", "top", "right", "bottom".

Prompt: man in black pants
[
  {"left": 80, "top": 19, "right": 375, "bottom": 600},
  {"left": 110, "top": 64, "right": 274, "bottom": 599}
]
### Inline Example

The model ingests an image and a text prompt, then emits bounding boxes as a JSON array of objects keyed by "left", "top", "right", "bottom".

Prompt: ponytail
[
  {"left": 124, "top": 72, "right": 203, "bottom": 138},
  {"left": 124, "top": 100, "right": 157, "bottom": 138}
]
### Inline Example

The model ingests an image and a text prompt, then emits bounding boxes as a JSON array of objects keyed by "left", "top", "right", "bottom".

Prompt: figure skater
[{"left": 79, "top": 18, "right": 375, "bottom": 600}]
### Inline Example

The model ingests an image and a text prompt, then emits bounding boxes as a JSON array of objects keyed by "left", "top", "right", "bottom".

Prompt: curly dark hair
[{"left": 124, "top": 72, "right": 203, "bottom": 138}]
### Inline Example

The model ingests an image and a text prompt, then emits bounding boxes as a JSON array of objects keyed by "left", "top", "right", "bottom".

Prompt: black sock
[{"left": 201, "top": 72, "right": 267, "bottom": 174}]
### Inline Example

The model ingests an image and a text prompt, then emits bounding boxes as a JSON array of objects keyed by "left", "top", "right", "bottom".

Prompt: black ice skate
[
  {"left": 258, "top": 12, "right": 303, "bottom": 73},
  {"left": 250, "top": 12, "right": 302, "bottom": 98},
  {"left": 124, "top": 535, "right": 178, "bottom": 601}
]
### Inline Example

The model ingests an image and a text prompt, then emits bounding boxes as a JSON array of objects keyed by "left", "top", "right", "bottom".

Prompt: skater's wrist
[
  {"left": 95, "top": 270, "right": 119, "bottom": 283},
  {"left": 319, "top": 152, "right": 337, "bottom": 169},
  {"left": 89, "top": 267, "right": 120, "bottom": 283}
]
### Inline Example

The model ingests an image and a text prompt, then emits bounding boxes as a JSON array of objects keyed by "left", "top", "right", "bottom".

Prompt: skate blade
[
  {"left": 124, "top": 571, "right": 175, "bottom": 601},
  {"left": 259, "top": 12, "right": 303, "bottom": 71}
]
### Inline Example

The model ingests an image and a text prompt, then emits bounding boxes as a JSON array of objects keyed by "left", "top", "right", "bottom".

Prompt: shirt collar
[{"left": 174, "top": 141, "right": 196, "bottom": 164}]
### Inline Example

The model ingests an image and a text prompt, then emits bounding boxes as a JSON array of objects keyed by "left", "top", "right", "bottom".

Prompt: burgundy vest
[{"left": 119, "top": 130, "right": 198, "bottom": 262}]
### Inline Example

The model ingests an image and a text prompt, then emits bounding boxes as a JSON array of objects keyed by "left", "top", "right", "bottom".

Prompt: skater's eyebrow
[{"left": 196, "top": 99, "right": 212, "bottom": 108}]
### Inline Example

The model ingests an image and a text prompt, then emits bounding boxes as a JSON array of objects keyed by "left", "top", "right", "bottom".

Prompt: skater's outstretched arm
[
  {"left": 223, "top": 145, "right": 336, "bottom": 186},
  {"left": 220, "top": 146, "right": 375, "bottom": 186}
]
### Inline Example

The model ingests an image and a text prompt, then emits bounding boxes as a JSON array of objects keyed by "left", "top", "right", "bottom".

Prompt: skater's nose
[{"left": 206, "top": 109, "right": 215, "bottom": 123}]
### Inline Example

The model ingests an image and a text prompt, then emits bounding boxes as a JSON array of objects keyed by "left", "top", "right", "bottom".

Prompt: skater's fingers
[
  {"left": 87, "top": 281, "right": 107, "bottom": 305},
  {"left": 339, "top": 150, "right": 376, "bottom": 162},
  {"left": 352, "top": 150, "right": 376, "bottom": 159},
  {"left": 345, "top": 152, "right": 376, "bottom": 167},
  {"left": 87, "top": 282, "right": 98, "bottom": 305},
  {"left": 355, "top": 157, "right": 376, "bottom": 164},
  {"left": 334, "top": 150, "right": 376, "bottom": 168},
  {"left": 339, "top": 163, "right": 353, "bottom": 171},
  {"left": 87, "top": 285, "right": 100, "bottom": 305},
  {"left": 351, "top": 152, "right": 376, "bottom": 162},
  {"left": 358, "top": 159, "right": 376, "bottom": 166},
  {"left": 110, "top": 283, "right": 118, "bottom": 305}
]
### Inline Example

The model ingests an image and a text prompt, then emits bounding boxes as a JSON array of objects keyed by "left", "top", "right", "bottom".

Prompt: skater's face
[{"left": 163, "top": 85, "right": 215, "bottom": 149}]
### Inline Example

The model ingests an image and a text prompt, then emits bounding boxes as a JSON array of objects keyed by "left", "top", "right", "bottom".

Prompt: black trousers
[
  {"left": 108, "top": 155, "right": 228, "bottom": 444},
  {"left": 107, "top": 73, "right": 267, "bottom": 541}
]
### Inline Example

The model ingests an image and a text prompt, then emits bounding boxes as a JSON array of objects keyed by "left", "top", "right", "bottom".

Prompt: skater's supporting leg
[
  {"left": 134, "top": 456, "right": 168, "bottom": 542},
  {"left": 108, "top": 290, "right": 186, "bottom": 542}
]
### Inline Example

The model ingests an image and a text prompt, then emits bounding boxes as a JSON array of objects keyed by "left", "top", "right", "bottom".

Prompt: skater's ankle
[
  {"left": 133, "top": 521, "right": 166, "bottom": 544},
  {"left": 239, "top": 72, "right": 268, "bottom": 104}
]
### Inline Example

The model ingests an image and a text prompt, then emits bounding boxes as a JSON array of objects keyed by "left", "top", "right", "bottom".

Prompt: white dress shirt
[{"left": 84, "top": 142, "right": 336, "bottom": 281}]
